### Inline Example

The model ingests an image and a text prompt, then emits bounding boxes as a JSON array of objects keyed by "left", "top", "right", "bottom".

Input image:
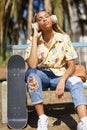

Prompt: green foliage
[{"left": 0, "top": 49, "right": 12, "bottom": 67}]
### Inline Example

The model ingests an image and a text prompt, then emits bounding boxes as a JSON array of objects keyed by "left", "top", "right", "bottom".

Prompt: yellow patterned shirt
[{"left": 25, "top": 32, "right": 78, "bottom": 76}]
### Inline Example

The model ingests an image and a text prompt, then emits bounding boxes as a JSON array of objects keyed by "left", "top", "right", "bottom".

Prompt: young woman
[{"left": 25, "top": 10, "right": 87, "bottom": 130}]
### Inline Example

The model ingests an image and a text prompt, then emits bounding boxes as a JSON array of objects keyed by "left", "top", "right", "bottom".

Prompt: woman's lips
[{"left": 44, "top": 22, "right": 50, "bottom": 26}]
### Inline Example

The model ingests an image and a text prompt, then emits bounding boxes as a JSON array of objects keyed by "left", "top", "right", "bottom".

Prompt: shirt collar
[{"left": 39, "top": 31, "right": 63, "bottom": 44}]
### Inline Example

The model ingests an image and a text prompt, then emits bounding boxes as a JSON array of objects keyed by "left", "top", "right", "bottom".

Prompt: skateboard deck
[{"left": 7, "top": 55, "right": 28, "bottom": 129}]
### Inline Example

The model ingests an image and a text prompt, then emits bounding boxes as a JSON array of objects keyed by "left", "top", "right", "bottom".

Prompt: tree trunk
[
  {"left": 27, "top": 0, "right": 33, "bottom": 39},
  {"left": 84, "top": 0, "right": 87, "bottom": 6},
  {"left": 44, "top": 0, "right": 52, "bottom": 13},
  {"left": 3, "top": 0, "right": 12, "bottom": 60},
  {"left": 0, "top": 0, "right": 6, "bottom": 60},
  {"left": 66, "top": 0, "right": 75, "bottom": 41},
  {"left": 51, "top": 0, "right": 64, "bottom": 29}
]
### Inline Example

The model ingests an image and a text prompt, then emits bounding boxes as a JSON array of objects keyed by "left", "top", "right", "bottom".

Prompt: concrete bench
[{"left": 1, "top": 42, "right": 87, "bottom": 123}]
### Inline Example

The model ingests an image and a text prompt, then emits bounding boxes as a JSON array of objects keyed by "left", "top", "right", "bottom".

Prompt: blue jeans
[{"left": 25, "top": 68, "right": 87, "bottom": 107}]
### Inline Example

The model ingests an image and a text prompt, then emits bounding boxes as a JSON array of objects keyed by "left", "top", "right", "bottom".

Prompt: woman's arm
[
  {"left": 61, "top": 59, "right": 75, "bottom": 81},
  {"left": 26, "top": 27, "right": 42, "bottom": 68},
  {"left": 55, "top": 59, "right": 75, "bottom": 98}
]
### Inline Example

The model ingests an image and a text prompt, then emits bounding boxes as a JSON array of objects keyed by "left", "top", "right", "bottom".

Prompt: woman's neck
[{"left": 42, "top": 29, "right": 54, "bottom": 43}]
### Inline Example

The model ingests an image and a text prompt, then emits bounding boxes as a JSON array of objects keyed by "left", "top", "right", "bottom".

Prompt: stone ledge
[{"left": 1, "top": 81, "right": 87, "bottom": 124}]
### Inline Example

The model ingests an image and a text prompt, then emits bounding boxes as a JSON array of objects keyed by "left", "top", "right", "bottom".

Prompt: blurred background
[{"left": 0, "top": 0, "right": 87, "bottom": 67}]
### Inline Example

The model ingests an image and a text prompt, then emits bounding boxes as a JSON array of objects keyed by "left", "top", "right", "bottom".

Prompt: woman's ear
[
  {"left": 51, "top": 15, "right": 58, "bottom": 24},
  {"left": 32, "top": 22, "right": 39, "bottom": 31}
]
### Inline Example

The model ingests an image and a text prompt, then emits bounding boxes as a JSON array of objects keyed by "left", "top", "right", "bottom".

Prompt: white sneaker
[
  {"left": 36, "top": 116, "right": 48, "bottom": 130},
  {"left": 77, "top": 121, "right": 87, "bottom": 130}
]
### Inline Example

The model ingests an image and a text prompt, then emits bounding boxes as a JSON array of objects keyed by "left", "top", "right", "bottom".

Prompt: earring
[{"left": 51, "top": 15, "right": 58, "bottom": 24}]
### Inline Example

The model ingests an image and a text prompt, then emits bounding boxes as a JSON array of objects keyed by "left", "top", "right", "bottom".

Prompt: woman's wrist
[
  {"left": 32, "top": 36, "right": 38, "bottom": 44},
  {"left": 60, "top": 76, "right": 66, "bottom": 82},
  {"left": 33, "top": 35, "right": 38, "bottom": 40}
]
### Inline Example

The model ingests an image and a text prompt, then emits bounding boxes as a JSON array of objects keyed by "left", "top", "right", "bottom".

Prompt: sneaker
[
  {"left": 77, "top": 121, "right": 87, "bottom": 130},
  {"left": 36, "top": 116, "right": 48, "bottom": 130}
]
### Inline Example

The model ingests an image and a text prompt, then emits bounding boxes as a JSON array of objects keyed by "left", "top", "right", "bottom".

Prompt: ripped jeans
[{"left": 25, "top": 68, "right": 87, "bottom": 107}]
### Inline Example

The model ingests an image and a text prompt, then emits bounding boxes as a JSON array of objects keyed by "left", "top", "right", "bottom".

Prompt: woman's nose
[{"left": 43, "top": 17, "right": 47, "bottom": 21}]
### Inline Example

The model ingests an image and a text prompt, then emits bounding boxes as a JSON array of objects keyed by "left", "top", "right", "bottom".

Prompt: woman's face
[{"left": 36, "top": 11, "right": 53, "bottom": 31}]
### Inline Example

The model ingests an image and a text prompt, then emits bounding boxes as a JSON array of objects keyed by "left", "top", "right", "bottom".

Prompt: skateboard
[{"left": 7, "top": 55, "right": 28, "bottom": 129}]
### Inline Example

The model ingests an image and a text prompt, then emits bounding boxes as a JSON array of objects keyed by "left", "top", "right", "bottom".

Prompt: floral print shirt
[{"left": 25, "top": 31, "right": 78, "bottom": 76}]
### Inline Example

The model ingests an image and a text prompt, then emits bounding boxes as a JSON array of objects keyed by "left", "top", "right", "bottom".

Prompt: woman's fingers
[{"left": 55, "top": 88, "right": 64, "bottom": 98}]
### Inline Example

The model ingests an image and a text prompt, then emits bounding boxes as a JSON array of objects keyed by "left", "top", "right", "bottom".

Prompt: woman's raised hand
[{"left": 32, "top": 23, "right": 42, "bottom": 39}]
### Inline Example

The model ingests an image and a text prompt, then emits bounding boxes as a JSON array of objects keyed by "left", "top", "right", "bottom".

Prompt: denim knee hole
[{"left": 28, "top": 75, "right": 39, "bottom": 93}]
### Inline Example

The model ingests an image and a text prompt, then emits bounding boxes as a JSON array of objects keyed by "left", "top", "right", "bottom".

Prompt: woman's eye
[
  {"left": 38, "top": 15, "right": 49, "bottom": 21},
  {"left": 45, "top": 15, "right": 49, "bottom": 18},
  {"left": 38, "top": 18, "right": 42, "bottom": 21}
]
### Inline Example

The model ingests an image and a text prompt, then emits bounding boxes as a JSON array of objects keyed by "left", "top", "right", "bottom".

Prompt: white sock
[
  {"left": 39, "top": 114, "right": 47, "bottom": 121},
  {"left": 81, "top": 117, "right": 87, "bottom": 123}
]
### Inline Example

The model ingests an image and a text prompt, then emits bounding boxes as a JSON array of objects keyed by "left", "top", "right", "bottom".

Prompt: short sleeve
[
  {"left": 24, "top": 39, "right": 32, "bottom": 61},
  {"left": 64, "top": 34, "right": 78, "bottom": 61}
]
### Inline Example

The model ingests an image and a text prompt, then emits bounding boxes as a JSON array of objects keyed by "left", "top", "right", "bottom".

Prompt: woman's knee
[
  {"left": 66, "top": 76, "right": 83, "bottom": 90},
  {"left": 27, "top": 72, "right": 42, "bottom": 94},
  {"left": 27, "top": 73, "right": 43, "bottom": 104},
  {"left": 27, "top": 74, "right": 39, "bottom": 92}
]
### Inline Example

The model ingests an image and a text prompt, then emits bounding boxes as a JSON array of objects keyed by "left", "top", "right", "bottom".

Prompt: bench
[{"left": 1, "top": 42, "right": 87, "bottom": 123}]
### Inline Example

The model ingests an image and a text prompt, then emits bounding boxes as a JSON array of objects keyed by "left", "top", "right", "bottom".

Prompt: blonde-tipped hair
[{"left": 33, "top": 10, "right": 65, "bottom": 34}]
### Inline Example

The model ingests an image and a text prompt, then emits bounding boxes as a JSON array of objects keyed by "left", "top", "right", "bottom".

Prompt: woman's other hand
[{"left": 55, "top": 78, "right": 65, "bottom": 99}]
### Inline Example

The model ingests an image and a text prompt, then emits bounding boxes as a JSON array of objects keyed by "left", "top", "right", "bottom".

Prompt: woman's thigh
[
  {"left": 26, "top": 68, "right": 50, "bottom": 90},
  {"left": 50, "top": 77, "right": 61, "bottom": 90}
]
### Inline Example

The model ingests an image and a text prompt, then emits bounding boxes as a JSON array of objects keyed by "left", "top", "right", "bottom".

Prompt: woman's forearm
[
  {"left": 61, "top": 60, "right": 75, "bottom": 82},
  {"left": 27, "top": 37, "right": 38, "bottom": 68}
]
